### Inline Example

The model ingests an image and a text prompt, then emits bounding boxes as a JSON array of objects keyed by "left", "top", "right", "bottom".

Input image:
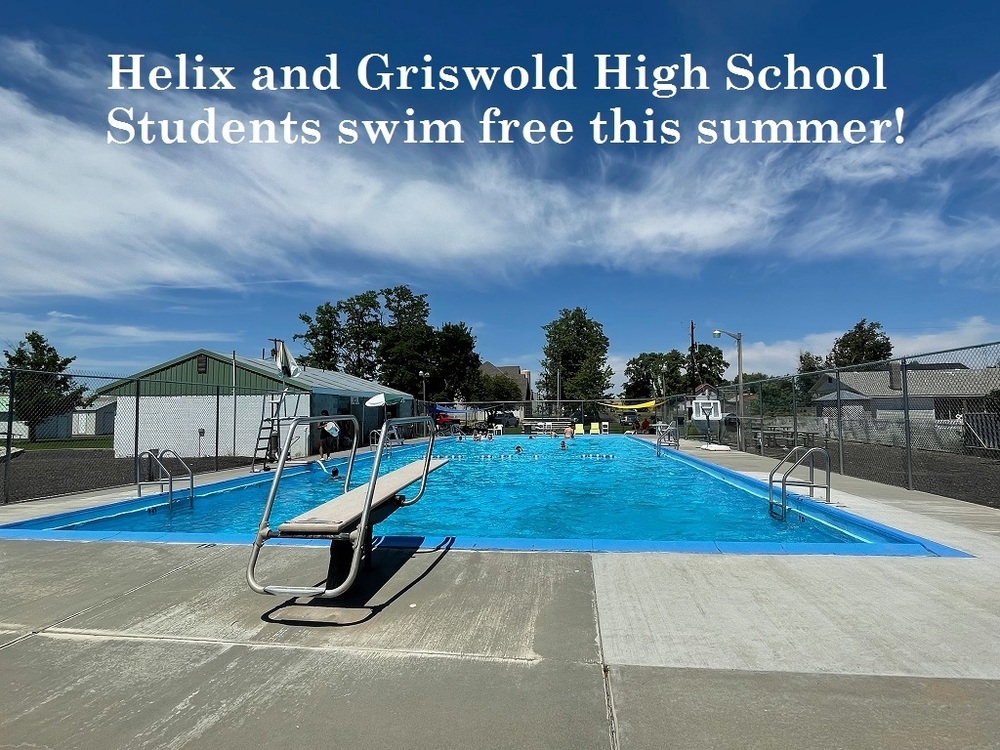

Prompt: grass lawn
[{"left": 11, "top": 436, "right": 114, "bottom": 451}]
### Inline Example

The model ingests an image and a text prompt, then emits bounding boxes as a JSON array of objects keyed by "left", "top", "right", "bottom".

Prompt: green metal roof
[{"left": 94, "top": 349, "right": 412, "bottom": 400}]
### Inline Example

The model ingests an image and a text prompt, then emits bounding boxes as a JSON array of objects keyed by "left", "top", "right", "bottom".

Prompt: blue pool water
[{"left": 4, "top": 436, "right": 964, "bottom": 555}]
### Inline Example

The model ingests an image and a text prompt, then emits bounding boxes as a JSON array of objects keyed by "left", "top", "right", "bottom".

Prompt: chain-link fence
[
  {"left": 0, "top": 368, "right": 379, "bottom": 504},
  {"left": 5, "top": 343, "right": 999, "bottom": 507},
  {"left": 714, "top": 341, "right": 1000, "bottom": 507}
]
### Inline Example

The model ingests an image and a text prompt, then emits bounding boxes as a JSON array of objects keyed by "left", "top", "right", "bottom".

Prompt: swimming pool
[{"left": 0, "top": 436, "right": 968, "bottom": 556}]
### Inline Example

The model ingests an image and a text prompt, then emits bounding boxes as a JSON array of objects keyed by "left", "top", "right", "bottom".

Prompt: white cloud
[
  {"left": 1, "top": 37, "right": 999, "bottom": 302},
  {"left": 713, "top": 317, "right": 1000, "bottom": 381},
  {"left": 0, "top": 310, "right": 235, "bottom": 368}
]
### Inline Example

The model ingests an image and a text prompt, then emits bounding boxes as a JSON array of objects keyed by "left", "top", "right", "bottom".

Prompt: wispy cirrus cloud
[{"left": 1, "top": 35, "right": 999, "bottom": 303}]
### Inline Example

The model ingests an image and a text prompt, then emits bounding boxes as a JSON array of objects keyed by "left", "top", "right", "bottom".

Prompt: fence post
[
  {"left": 791, "top": 375, "right": 798, "bottom": 439},
  {"left": 900, "top": 357, "right": 914, "bottom": 490},
  {"left": 3, "top": 369, "right": 15, "bottom": 505},
  {"left": 836, "top": 368, "right": 845, "bottom": 474},
  {"left": 215, "top": 385, "right": 221, "bottom": 472},
  {"left": 132, "top": 378, "right": 141, "bottom": 483}
]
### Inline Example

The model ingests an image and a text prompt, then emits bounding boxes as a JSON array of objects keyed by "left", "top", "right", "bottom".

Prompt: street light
[
  {"left": 418, "top": 370, "right": 429, "bottom": 411},
  {"left": 418, "top": 370, "right": 430, "bottom": 435},
  {"left": 712, "top": 329, "right": 744, "bottom": 452}
]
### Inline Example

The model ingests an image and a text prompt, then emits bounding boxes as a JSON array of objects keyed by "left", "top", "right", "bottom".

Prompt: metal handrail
[
  {"left": 137, "top": 448, "right": 195, "bottom": 508},
  {"left": 252, "top": 414, "right": 360, "bottom": 539},
  {"left": 767, "top": 446, "right": 831, "bottom": 521},
  {"left": 247, "top": 414, "right": 437, "bottom": 599},
  {"left": 655, "top": 421, "right": 679, "bottom": 456}
]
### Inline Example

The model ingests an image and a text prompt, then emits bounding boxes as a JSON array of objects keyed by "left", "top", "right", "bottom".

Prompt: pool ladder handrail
[
  {"left": 767, "top": 446, "right": 831, "bottom": 521},
  {"left": 137, "top": 448, "right": 194, "bottom": 508},
  {"left": 248, "top": 414, "right": 437, "bottom": 599},
  {"left": 655, "top": 421, "right": 679, "bottom": 456}
]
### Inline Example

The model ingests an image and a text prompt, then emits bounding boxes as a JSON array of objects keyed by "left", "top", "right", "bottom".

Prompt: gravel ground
[{"left": 747, "top": 439, "right": 1000, "bottom": 509}]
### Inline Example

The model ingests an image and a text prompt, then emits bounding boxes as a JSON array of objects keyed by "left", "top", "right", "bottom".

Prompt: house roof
[
  {"left": 96, "top": 348, "right": 411, "bottom": 400},
  {"left": 812, "top": 390, "right": 870, "bottom": 402},
  {"left": 228, "top": 353, "right": 411, "bottom": 399},
  {"left": 818, "top": 369, "right": 1000, "bottom": 399}
]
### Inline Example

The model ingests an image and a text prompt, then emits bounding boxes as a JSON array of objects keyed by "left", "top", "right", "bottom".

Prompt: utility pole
[{"left": 689, "top": 320, "right": 698, "bottom": 395}]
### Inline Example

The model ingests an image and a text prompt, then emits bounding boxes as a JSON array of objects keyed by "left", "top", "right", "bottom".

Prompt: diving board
[
  {"left": 247, "top": 414, "right": 443, "bottom": 600},
  {"left": 279, "top": 459, "right": 448, "bottom": 535}
]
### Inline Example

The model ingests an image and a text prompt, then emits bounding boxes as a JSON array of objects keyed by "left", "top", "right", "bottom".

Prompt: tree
[
  {"left": 2, "top": 331, "right": 89, "bottom": 442},
  {"left": 622, "top": 350, "right": 687, "bottom": 399},
  {"left": 295, "top": 301, "right": 341, "bottom": 370},
  {"left": 480, "top": 372, "right": 522, "bottom": 402},
  {"left": 537, "top": 308, "right": 613, "bottom": 401},
  {"left": 432, "top": 322, "right": 482, "bottom": 401},
  {"left": 297, "top": 287, "right": 486, "bottom": 401},
  {"left": 741, "top": 371, "right": 796, "bottom": 416},
  {"left": 796, "top": 350, "right": 826, "bottom": 399},
  {"left": 296, "top": 291, "right": 383, "bottom": 379},
  {"left": 826, "top": 319, "right": 893, "bottom": 368},
  {"left": 377, "top": 286, "right": 435, "bottom": 396},
  {"left": 687, "top": 343, "right": 729, "bottom": 387}
]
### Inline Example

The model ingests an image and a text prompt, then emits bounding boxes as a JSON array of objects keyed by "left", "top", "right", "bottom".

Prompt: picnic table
[{"left": 753, "top": 428, "right": 820, "bottom": 451}]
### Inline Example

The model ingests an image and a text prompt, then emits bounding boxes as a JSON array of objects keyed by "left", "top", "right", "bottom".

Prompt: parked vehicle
[
  {"left": 619, "top": 410, "right": 640, "bottom": 426},
  {"left": 492, "top": 411, "right": 520, "bottom": 427},
  {"left": 571, "top": 410, "right": 601, "bottom": 425},
  {"left": 435, "top": 413, "right": 459, "bottom": 426}
]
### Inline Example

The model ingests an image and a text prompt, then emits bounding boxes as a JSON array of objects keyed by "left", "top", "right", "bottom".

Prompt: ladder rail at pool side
[{"left": 768, "top": 446, "right": 831, "bottom": 521}]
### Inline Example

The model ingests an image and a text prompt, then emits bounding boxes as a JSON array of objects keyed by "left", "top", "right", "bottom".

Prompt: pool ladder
[
  {"left": 655, "top": 421, "right": 679, "bottom": 456},
  {"left": 137, "top": 448, "right": 194, "bottom": 508},
  {"left": 768, "top": 446, "right": 831, "bottom": 521}
]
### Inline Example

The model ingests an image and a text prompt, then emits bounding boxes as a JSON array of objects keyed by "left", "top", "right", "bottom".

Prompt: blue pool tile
[{"left": 715, "top": 542, "right": 789, "bottom": 555}]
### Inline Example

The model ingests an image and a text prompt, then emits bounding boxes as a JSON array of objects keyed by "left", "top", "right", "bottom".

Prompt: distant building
[
  {"left": 809, "top": 365, "right": 1000, "bottom": 421},
  {"left": 479, "top": 362, "right": 532, "bottom": 401},
  {"left": 96, "top": 349, "right": 413, "bottom": 457}
]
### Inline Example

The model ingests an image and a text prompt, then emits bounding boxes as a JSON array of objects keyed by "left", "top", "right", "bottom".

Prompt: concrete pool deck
[{"left": 1, "top": 438, "right": 1000, "bottom": 748}]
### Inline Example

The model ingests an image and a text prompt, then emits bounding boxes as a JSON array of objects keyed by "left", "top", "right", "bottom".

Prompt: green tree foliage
[
  {"left": 377, "top": 286, "right": 435, "bottom": 396},
  {"left": 622, "top": 350, "right": 687, "bottom": 399},
  {"left": 296, "top": 286, "right": 483, "bottom": 400},
  {"left": 2, "top": 331, "right": 89, "bottom": 442},
  {"left": 537, "top": 308, "right": 613, "bottom": 401},
  {"left": 479, "top": 372, "right": 522, "bottom": 402},
  {"left": 294, "top": 302, "right": 341, "bottom": 371},
  {"left": 826, "top": 319, "right": 893, "bottom": 368},
  {"left": 432, "top": 322, "right": 482, "bottom": 401},
  {"left": 741, "top": 372, "right": 798, "bottom": 416},
  {"left": 687, "top": 343, "right": 729, "bottom": 387},
  {"left": 296, "top": 291, "right": 382, "bottom": 379},
  {"left": 796, "top": 350, "right": 826, "bottom": 398}
]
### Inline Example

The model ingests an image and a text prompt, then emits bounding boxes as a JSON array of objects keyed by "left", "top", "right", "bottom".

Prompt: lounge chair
[
  {"left": 574, "top": 423, "right": 585, "bottom": 435},
  {"left": 589, "top": 422, "right": 601, "bottom": 434}
]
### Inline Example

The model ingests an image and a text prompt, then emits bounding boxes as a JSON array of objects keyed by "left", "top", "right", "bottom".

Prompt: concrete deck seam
[
  {"left": 593, "top": 579, "right": 621, "bottom": 750},
  {"left": 38, "top": 629, "right": 548, "bottom": 664},
  {"left": 0, "top": 548, "right": 226, "bottom": 652}
]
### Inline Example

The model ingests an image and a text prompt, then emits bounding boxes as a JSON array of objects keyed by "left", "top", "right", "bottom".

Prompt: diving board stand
[{"left": 247, "top": 414, "right": 444, "bottom": 599}]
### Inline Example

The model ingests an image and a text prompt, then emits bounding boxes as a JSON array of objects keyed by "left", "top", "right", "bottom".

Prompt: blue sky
[{"left": 1, "top": 0, "right": 998, "bottom": 391}]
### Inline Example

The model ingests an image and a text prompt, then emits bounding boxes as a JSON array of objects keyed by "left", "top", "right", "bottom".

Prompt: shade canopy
[{"left": 365, "top": 393, "right": 404, "bottom": 408}]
